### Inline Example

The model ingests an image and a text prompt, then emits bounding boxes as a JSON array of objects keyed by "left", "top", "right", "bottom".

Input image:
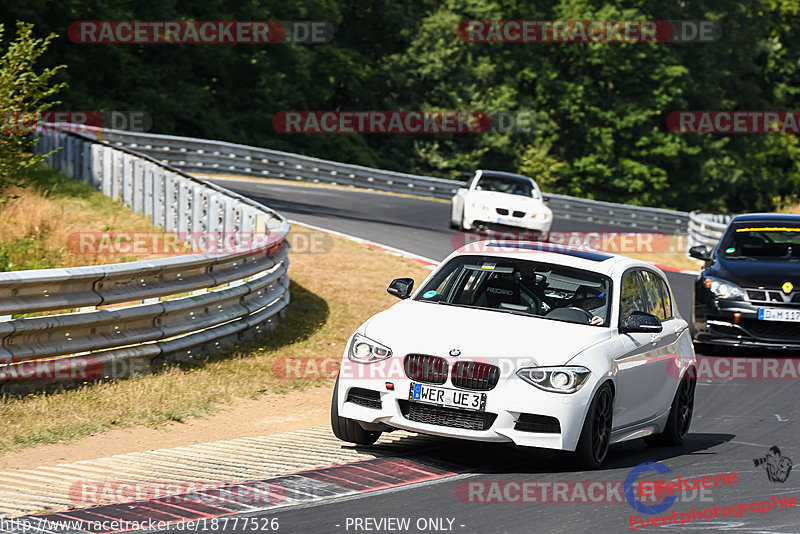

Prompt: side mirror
[
  {"left": 620, "top": 311, "right": 663, "bottom": 334},
  {"left": 688, "top": 245, "right": 712, "bottom": 261},
  {"left": 387, "top": 278, "right": 414, "bottom": 299}
]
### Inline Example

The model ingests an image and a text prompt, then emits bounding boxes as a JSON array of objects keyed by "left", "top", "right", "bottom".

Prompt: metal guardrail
[
  {"left": 687, "top": 211, "right": 732, "bottom": 250},
  {"left": 84, "top": 127, "right": 690, "bottom": 233},
  {"left": 0, "top": 126, "right": 291, "bottom": 392}
]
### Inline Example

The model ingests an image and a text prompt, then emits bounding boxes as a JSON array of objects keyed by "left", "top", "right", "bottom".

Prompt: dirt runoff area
[{"left": 0, "top": 385, "right": 334, "bottom": 472}]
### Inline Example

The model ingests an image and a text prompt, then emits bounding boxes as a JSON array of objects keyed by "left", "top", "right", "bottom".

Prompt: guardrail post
[
  {"left": 100, "top": 145, "right": 112, "bottom": 197},
  {"left": 208, "top": 193, "right": 223, "bottom": 236},
  {"left": 143, "top": 162, "right": 155, "bottom": 219},
  {"left": 111, "top": 150, "right": 123, "bottom": 200},
  {"left": 191, "top": 185, "right": 205, "bottom": 236},
  {"left": 80, "top": 140, "right": 91, "bottom": 182},
  {"left": 90, "top": 144, "right": 103, "bottom": 188},
  {"left": 223, "top": 197, "right": 235, "bottom": 235},
  {"left": 72, "top": 136, "right": 81, "bottom": 178},
  {"left": 240, "top": 206, "right": 254, "bottom": 238},
  {"left": 122, "top": 154, "right": 134, "bottom": 208},
  {"left": 132, "top": 159, "right": 145, "bottom": 214},
  {"left": 63, "top": 135, "right": 72, "bottom": 176},
  {"left": 153, "top": 168, "right": 166, "bottom": 228},
  {"left": 164, "top": 173, "right": 178, "bottom": 232},
  {"left": 178, "top": 181, "right": 190, "bottom": 234}
]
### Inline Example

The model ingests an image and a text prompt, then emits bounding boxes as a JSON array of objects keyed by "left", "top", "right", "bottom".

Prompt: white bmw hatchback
[
  {"left": 331, "top": 241, "right": 697, "bottom": 467},
  {"left": 450, "top": 170, "right": 553, "bottom": 235}
]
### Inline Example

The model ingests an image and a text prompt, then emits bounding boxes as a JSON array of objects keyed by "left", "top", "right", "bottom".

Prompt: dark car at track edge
[{"left": 690, "top": 213, "right": 800, "bottom": 350}]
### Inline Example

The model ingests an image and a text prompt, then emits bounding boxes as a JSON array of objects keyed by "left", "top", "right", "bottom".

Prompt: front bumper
[
  {"left": 469, "top": 218, "right": 553, "bottom": 234},
  {"left": 337, "top": 373, "right": 597, "bottom": 452},
  {"left": 693, "top": 298, "right": 800, "bottom": 349},
  {"left": 463, "top": 206, "right": 552, "bottom": 234}
]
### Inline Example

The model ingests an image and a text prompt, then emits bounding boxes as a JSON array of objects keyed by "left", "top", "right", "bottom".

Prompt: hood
[
  {"left": 362, "top": 299, "right": 612, "bottom": 368},
  {"left": 710, "top": 258, "right": 800, "bottom": 288},
  {"left": 470, "top": 190, "right": 548, "bottom": 212}
]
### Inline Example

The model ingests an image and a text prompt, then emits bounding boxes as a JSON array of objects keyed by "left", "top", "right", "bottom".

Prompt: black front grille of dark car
[
  {"left": 746, "top": 289, "right": 790, "bottom": 303},
  {"left": 740, "top": 319, "right": 800, "bottom": 341},
  {"left": 514, "top": 413, "right": 561, "bottom": 433},
  {"left": 399, "top": 400, "right": 497, "bottom": 431},
  {"left": 345, "top": 388, "right": 382, "bottom": 409},
  {"left": 451, "top": 361, "right": 500, "bottom": 391},
  {"left": 404, "top": 354, "right": 448, "bottom": 384},
  {"left": 512, "top": 210, "right": 525, "bottom": 218},
  {"left": 496, "top": 208, "right": 509, "bottom": 216},
  {"left": 746, "top": 290, "right": 767, "bottom": 301}
]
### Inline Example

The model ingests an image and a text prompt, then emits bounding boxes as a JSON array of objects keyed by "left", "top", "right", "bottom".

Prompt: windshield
[
  {"left": 415, "top": 255, "right": 612, "bottom": 326},
  {"left": 475, "top": 175, "right": 539, "bottom": 199},
  {"left": 719, "top": 224, "right": 800, "bottom": 261}
]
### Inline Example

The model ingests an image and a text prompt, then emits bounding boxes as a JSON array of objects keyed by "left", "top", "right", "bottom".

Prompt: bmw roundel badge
[{"left": 449, "top": 349, "right": 461, "bottom": 357}]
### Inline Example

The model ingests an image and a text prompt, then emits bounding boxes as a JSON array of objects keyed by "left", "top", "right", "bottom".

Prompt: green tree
[
  {"left": 2, "top": 1, "right": 799, "bottom": 212},
  {"left": 0, "top": 21, "right": 66, "bottom": 189}
]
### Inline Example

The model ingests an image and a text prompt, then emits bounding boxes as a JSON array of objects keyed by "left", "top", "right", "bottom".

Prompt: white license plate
[
  {"left": 758, "top": 308, "right": 800, "bottom": 322},
  {"left": 409, "top": 383, "right": 486, "bottom": 412}
]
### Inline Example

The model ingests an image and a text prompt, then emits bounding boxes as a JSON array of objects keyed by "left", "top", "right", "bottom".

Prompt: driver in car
[{"left": 575, "top": 291, "right": 607, "bottom": 326}]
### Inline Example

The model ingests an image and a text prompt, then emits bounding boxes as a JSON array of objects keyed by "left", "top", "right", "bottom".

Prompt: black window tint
[
  {"left": 659, "top": 278, "right": 673, "bottom": 319},
  {"left": 640, "top": 271, "right": 667, "bottom": 321},
  {"left": 620, "top": 271, "right": 645, "bottom": 324}
]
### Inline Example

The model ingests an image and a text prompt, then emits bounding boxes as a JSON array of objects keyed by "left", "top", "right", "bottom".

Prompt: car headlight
[
  {"left": 517, "top": 366, "right": 591, "bottom": 393},
  {"left": 470, "top": 202, "right": 490, "bottom": 212},
  {"left": 348, "top": 333, "right": 392, "bottom": 364},
  {"left": 703, "top": 277, "right": 744, "bottom": 300},
  {"left": 531, "top": 212, "right": 549, "bottom": 221}
]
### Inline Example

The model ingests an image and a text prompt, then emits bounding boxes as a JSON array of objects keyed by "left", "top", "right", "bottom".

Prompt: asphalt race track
[
  {"left": 207, "top": 178, "right": 695, "bottom": 322},
  {"left": 168, "top": 178, "right": 800, "bottom": 534},
  {"left": 16, "top": 179, "right": 797, "bottom": 534}
]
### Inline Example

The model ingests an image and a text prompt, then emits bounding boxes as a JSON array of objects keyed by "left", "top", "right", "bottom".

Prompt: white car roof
[{"left": 449, "top": 239, "right": 661, "bottom": 279}]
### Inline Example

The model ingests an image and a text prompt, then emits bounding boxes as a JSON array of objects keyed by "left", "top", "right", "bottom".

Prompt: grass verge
[
  {"left": 0, "top": 226, "right": 434, "bottom": 452},
  {"left": 0, "top": 167, "right": 164, "bottom": 271}
]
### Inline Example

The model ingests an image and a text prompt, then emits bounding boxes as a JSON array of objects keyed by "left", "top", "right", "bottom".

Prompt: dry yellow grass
[
  {"left": 0, "top": 226, "right": 433, "bottom": 451},
  {"left": 0, "top": 168, "right": 165, "bottom": 270}
]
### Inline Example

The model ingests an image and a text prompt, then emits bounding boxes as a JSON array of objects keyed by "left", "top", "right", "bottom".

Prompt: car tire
[
  {"left": 574, "top": 382, "right": 614, "bottom": 469},
  {"left": 645, "top": 368, "right": 696, "bottom": 446},
  {"left": 330, "top": 379, "right": 381, "bottom": 446}
]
